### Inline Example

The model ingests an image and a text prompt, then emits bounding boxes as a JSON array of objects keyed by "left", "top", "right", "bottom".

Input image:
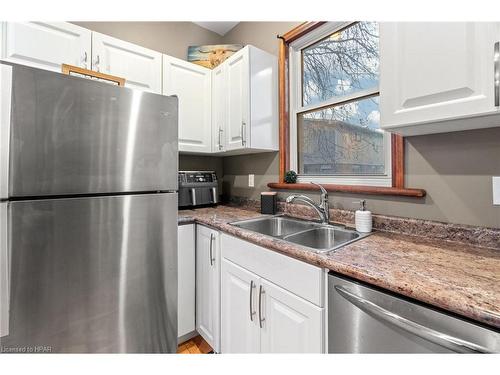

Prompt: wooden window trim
[{"left": 270, "top": 22, "right": 426, "bottom": 198}]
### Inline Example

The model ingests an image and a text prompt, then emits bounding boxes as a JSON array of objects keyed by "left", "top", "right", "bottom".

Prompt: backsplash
[{"left": 226, "top": 196, "right": 500, "bottom": 250}]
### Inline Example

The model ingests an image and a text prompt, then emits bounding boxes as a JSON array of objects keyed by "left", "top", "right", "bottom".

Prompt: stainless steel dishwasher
[{"left": 328, "top": 273, "right": 500, "bottom": 353}]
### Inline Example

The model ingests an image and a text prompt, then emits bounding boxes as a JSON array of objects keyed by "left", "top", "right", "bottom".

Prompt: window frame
[
  {"left": 290, "top": 21, "right": 391, "bottom": 186},
  {"left": 268, "top": 21, "right": 426, "bottom": 198}
]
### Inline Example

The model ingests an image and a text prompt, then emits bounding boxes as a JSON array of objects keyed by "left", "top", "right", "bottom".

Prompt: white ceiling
[{"left": 193, "top": 22, "right": 239, "bottom": 36}]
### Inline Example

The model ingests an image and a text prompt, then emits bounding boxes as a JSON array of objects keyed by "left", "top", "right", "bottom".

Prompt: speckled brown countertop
[{"left": 178, "top": 205, "right": 500, "bottom": 329}]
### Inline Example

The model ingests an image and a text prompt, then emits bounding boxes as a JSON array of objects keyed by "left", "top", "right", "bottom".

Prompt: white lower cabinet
[
  {"left": 221, "top": 259, "right": 260, "bottom": 353},
  {"left": 259, "top": 279, "right": 323, "bottom": 353},
  {"left": 196, "top": 225, "right": 221, "bottom": 352},
  {"left": 220, "top": 234, "right": 326, "bottom": 353},
  {"left": 177, "top": 224, "right": 196, "bottom": 341}
]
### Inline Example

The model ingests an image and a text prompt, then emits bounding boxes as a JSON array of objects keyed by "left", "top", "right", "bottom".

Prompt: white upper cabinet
[
  {"left": 380, "top": 22, "right": 500, "bottom": 135},
  {"left": 214, "top": 45, "right": 278, "bottom": 154},
  {"left": 92, "top": 32, "right": 162, "bottom": 93},
  {"left": 163, "top": 56, "right": 212, "bottom": 153},
  {"left": 212, "top": 63, "right": 227, "bottom": 152},
  {"left": 226, "top": 49, "right": 250, "bottom": 151},
  {"left": 1, "top": 22, "right": 91, "bottom": 72}
]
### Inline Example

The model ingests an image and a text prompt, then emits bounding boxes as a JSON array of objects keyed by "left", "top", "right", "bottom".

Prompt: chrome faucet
[{"left": 285, "top": 182, "right": 330, "bottom": 224}]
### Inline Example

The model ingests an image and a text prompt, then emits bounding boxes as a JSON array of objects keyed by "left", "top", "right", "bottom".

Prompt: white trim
[
  {"left": 297, "top": 175, "right": 392, "bottom": 187},
  {"left": 0, "top": 64, "right": 12, "bottom": 200},
  {"left": 0, "top": 201, "right": 9, "bottom": 337},
  {"left": 289, "top": 21, "right": 390, "bottom": 185}
]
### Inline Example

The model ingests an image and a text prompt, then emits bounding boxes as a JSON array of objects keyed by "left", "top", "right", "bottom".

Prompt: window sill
[{"left": 267, "top": 182, "right": 426, "bottom": 198}]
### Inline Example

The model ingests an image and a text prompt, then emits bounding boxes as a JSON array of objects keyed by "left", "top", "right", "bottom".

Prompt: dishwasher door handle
[{"left": 334, "top": 285, "right": 492, "bottom": 353}]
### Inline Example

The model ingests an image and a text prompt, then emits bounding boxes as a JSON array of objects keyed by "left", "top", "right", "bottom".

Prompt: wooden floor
[{"left": 177, "top": 335, "right": 214, "bottom": 354}]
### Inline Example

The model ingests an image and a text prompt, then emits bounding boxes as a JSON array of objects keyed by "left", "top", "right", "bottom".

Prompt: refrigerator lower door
[{"left": 1, "top": 193, "right": 178, "bottom": 353}]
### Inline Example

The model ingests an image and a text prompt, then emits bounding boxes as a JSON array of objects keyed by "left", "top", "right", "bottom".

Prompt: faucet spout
[{"left": 285, "top": 183, "right": 330, "bottom": 224}]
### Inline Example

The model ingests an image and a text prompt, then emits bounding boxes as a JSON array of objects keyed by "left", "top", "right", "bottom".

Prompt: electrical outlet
[
  {"left": 248, "top": 174, "right": 255, "bottom": 187},
  {"left": 493, "top": 177, "right": 500, "bottom": 205}
]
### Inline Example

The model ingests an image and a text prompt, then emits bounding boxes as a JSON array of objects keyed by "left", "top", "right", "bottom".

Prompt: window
[{"left": 289, "top": 22, "right": 391, "bottom": 186}]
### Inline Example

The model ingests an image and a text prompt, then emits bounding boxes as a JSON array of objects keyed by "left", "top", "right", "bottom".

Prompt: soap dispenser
[{"left": 355, "top": 200, "right": 372, "bottom": 233}]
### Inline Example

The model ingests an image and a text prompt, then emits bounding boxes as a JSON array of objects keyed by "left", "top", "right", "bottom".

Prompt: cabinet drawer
[{"left": 221, "top": 233, "right": 325, "bottom": 307}]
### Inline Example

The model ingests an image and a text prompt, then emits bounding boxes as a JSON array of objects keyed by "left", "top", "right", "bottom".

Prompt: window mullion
[{"left": 296, "top": 87, "right": 380, "bottom": 116}]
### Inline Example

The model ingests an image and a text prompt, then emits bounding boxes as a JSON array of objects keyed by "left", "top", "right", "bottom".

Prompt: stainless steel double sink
[{"left": 230, "top": 215, "right": 369, "bottom": 253}]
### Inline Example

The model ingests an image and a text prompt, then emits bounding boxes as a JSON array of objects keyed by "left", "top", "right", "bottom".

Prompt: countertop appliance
[
  {"left": 328, "top": 273, "right": 500, "bottom": 353},
  {"left": 0, "top": 62, "right": 178, "bottom": 353},
  {"left": 178, "top": 171, "right": 218, "bottom": 208}
]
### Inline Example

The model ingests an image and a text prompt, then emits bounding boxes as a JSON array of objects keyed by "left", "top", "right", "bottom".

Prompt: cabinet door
[
  {"left": 259, "top": 279, "right": 324, "bottom": 353},
  {"left": 212, "top": 64, "right": 227, "bottom": 152},
  {"left": 221, "top": 259, "right": 260, "bottom": 353},
  {"left": 380, "top": 22, "right": 499, "bottom": 131},
  {"left": 178, "top": 224, "right": 195, "bottom": 339},
  {"left": 1, "top": 22, "right": 91, "bottom": 72},
  {"left": 196, "top": 225, "right": 220, "bottom": 352},
  {"left": 225, "top": 48, "right": 250, "bottom": 151},
  {"left": 163, "top": 56, "right": 212, "bottom": 153},
  {"left": 92, "top": 32, "right": 162, "bottom": 93}
]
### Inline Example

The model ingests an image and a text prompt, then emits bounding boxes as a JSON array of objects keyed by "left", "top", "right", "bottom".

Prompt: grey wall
[
  {"left": 71, "top": 22, "right": 222, "bottom": 59},
  {"left": 71, "top": 21, "right": 500, "bottom": 228}
]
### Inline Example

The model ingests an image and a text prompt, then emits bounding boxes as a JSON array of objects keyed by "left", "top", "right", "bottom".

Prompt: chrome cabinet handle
[
  {"left": 218, "top": 127, "right": 223, "bottom": 151},
  {"left": 81, "top": 51, "right": 88, "bottom": 68},
  {"left": 209, "top": 233, "right": 215, "bottom": 266},
  {"left": 249, "top": 280, "right": 256, "bottom": 321},
  {"left": 258, "top": 285, "right": 265, "bottom": 328},
  {"left": 241, "top": 121, "right": 246, "bottom": 146},
  {"left": 494, "top": 42, "right": 499, "bottom": 107},
  {"left": 93, "top": 55, "right": 100, "bottom": 72},
  {"left": 334, "top": 285, "right": 492, "bottom": 353}
]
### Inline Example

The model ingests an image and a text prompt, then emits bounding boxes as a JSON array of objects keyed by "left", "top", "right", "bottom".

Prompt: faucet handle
[{"left": 310, "top": 182, "right": 328, "bottom": 197}]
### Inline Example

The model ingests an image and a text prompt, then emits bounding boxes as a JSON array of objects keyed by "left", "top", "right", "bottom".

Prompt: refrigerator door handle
[
  {"left": 0, "top": 202, "right": 9, "bottom": 337},
  {"left": 0, "top": 64, "right": 12, "bottom": 200},
  {"left": 334, "top": 285, "right": 491, "bottom": 353}
]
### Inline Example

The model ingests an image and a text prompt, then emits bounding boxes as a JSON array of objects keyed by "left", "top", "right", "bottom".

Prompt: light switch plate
[
  {"left": 493, "top": 177, "right": 500, "bottom": 205},
  {"left": 248, "top": 174, "right": 255, "bottom": 187}
]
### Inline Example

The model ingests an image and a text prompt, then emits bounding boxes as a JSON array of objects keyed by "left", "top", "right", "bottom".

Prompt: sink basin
[
  {"left": 283, "top": 227, "right": 360, "bottom": 253},
  {"left": 231, "top": 216, "right": 317, "bottom": 238},
  {"left": 230, "top": 215, "right": 368, "bottom": 253}
]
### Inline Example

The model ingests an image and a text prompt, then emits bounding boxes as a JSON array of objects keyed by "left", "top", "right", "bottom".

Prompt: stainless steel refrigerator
[{"left": 0, "top": 62, "right": 178, "bottom": 353}]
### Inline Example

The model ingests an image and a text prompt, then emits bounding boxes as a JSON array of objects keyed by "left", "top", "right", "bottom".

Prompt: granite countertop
[{"left": 178, "top": 205, "right": 500, "bottom": 329}]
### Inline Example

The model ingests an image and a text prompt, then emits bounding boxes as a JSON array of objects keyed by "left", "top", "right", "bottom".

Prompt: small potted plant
[{"left": 284, "top": 170, "right": 297, "bottom": 184}]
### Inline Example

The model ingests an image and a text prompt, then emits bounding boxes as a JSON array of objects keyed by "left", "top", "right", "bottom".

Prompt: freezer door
[
  {"left": 0, "top": 193, "right": 178, "bottom": 353},
  {"left": 5, "top": 62, "right": 178, "bottom": 197}
]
